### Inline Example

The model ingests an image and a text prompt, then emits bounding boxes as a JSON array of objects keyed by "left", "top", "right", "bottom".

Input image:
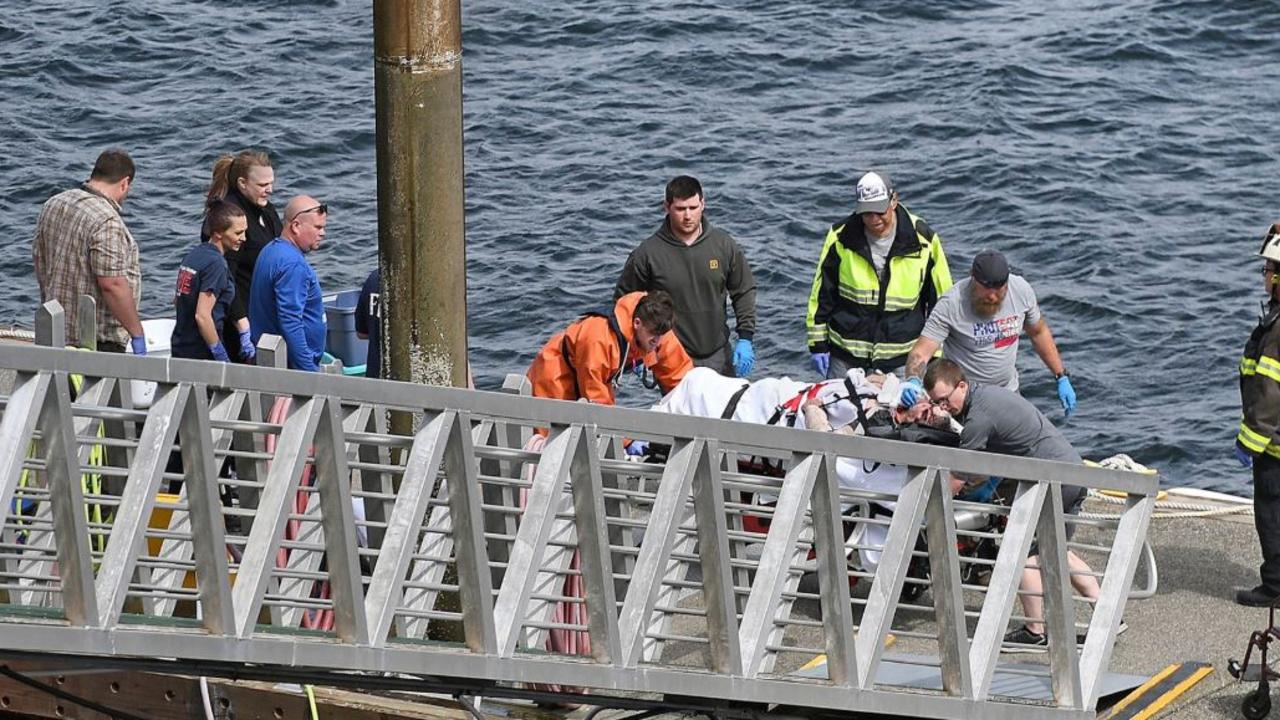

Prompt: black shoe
[
  {"left": 1236, "top": 586, "right": 1280, "bottom": 607},
  {"left": 1002, "top": 625, "right": 1048, "bottom": 653}
]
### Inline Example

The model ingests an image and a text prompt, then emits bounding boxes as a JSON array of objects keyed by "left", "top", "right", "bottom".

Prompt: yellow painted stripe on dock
[
  {"left": 1103, "top": 663, "right": 1180, "bottom": 717},
  {"left": 1132, "top": 665, "right": 1215, "bottom": 719},
  {"left": 1100, "top": 662, "right": 1214, "bottom": 720},
  {"left": 796, "top": 634, "right": 897, "bottom": 673},
  {"left": 799, "top": 654, "right": 827, "bottom": 671}
]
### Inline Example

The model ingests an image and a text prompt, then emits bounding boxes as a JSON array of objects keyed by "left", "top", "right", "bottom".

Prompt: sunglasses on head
[{"left": 292, "top": 203, "right": 327, "bottom": 221}]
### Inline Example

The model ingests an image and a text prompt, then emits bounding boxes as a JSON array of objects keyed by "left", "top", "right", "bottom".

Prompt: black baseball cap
[{"left": 971, "top": 249, "right": 1009, "bottom": 288}]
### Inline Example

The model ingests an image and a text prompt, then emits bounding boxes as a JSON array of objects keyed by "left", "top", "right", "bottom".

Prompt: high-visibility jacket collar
[{"left": 837, "top": 204, "right": 925, "bottom": 265}]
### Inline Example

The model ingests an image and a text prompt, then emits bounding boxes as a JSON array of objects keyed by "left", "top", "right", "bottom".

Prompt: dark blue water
[{"left": 2, "top": 1, "right": 1279, "bottom": 495}]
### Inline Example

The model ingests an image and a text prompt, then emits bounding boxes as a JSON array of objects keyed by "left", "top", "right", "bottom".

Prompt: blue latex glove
[
  {"left": 732, "top": 339, "right": 755, "bottom": 377},
  {"left": 1237, "top": 442, "right": 1254, "bottom": 468},
  {"left": 899, "top": 377, "right": 924, "bottom": 407},
  {"left": 238, "top": 329, "right": 256, "bottom": 360},
  {"left": 129, "top": 335, "right": 147, "bottom": 356},
  {"left": 209, "top": 341, "right": 231, "bottom": 363},
  {"left": 1057, "top": 375, "right": 1077, "bottom": 416},
  {"left": 957, "top": 476, "right": 1001, "bottom": 503},
  {"left": 811, "top": 351, "right": 830, "bottom": 377},
  {"left": 625, "top": 440, "right": 649, "bottom": 457}
]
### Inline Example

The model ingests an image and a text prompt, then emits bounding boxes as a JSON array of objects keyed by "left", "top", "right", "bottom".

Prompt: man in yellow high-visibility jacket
[
  {"left": 806, "top": 171, "right": 952, "bottom": 378},
  {"left": 1237, "top": 223, "right": 1280, "bottom": 607}
]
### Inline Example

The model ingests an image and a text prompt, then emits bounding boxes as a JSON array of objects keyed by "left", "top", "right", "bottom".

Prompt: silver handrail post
[
  {"left": 76, "top": 294, "right": 96, "bottom": 351},
  {"left": 35, "top": 300, "right": 65, "bottom": 348}
]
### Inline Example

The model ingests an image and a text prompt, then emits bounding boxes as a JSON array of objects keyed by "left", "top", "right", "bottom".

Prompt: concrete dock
[{"left": 1100, "top": 496, "right": 1266, "bottom": 719}]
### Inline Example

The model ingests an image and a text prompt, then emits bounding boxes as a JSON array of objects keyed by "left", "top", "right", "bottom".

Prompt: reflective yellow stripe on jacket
[
  {"left": 806, "top": 323, "right": 828, "bottom": 345},
  {"left": 1238, "top": 420, "right": 1280, "bottom": 458},
  {"left": 1259, "top": 355, "right": 1280, "bottom": 383},
  {"left": 826, "top": 336, "right": 916, "bottom": 363},
  {"left": 1239, "top": 419, "right": 1271, "bottom": 454},
  {"left": 1239, "top": 346, "right": 1280, "bottom": 457}
]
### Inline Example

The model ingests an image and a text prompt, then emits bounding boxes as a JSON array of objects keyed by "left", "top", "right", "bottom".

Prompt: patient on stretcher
[{"left": 650, "top": 367, "right": 961, "bottom": 571}]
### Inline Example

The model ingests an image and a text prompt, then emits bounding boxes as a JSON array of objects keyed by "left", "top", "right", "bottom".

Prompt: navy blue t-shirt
[
  {"left": 171, "top": 242, "right": 234, "bottom": 360},
  {"left": 355, "top": 268, "right": 382, "bottom": 378}
]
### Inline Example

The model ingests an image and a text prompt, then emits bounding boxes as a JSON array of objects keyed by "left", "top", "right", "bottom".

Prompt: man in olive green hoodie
[{"left": 615, "top": 175, "right": 758, "bottom": 378}]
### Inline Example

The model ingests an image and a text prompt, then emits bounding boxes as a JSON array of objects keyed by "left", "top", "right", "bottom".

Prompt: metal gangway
[{"left": 0, "top": 302, "right": 1156, "bottom": 719}]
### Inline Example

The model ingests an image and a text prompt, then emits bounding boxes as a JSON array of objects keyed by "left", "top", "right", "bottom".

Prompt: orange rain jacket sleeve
[
  {"left": 527, "top": 315, "right": 624, "bottom": 406},
  {"left": 527, "top": 291, "right": 694, "bottom": 405}
]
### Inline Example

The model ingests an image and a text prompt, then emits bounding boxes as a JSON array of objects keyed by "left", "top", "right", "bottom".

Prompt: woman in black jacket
[{"left": 201, "top": 149, "right": 283, "bottom": 363}]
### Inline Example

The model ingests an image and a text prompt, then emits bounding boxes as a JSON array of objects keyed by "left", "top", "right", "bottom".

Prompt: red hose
[
  {"left": 265, "top": 396, "right": 333, "bottom": 631},
  {"left": 521, "top": 434, "right": 588, "bottom": 695}
]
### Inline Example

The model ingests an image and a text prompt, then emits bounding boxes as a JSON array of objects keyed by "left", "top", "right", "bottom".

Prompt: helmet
[{"left": 1260, "top": 224, "right": 1280, "bottom": 262}]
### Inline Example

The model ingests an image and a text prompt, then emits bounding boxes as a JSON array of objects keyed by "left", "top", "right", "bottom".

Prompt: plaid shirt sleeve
[{"left": 87, "top": 214, "right": 133, "bottom": 278}]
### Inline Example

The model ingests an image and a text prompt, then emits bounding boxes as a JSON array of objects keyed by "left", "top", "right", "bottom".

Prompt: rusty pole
[{"left": 373, "top": 0, "right": 468, "bottom": 389}]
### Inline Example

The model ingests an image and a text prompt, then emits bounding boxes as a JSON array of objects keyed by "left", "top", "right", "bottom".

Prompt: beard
[{"left": 973, "top": 299, "right": 1001, "bottom": 316}]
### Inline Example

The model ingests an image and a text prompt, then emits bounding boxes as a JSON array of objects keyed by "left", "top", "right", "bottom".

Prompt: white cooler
[{"left": 127, "top": 318, "right": 175, "bottom": 409}]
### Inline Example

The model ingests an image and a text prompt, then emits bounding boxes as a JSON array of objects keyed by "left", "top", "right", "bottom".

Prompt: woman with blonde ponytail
[{"left": 200, "top": 150, "right": 282, "bottom": 363}]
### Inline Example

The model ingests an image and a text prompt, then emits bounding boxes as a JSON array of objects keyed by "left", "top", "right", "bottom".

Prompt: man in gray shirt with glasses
[{"left": 922, "top": 357, "right": 1101, "bottom": 652}]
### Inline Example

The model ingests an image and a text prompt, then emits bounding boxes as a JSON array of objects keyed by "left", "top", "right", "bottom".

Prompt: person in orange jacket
[{"left": 528, "top": 290, "right": 693, "bottom": 409}]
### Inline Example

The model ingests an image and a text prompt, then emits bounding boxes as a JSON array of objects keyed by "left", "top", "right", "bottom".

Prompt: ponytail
[{"left": 205, "top": 154, "right": 234, "bottom": 209}]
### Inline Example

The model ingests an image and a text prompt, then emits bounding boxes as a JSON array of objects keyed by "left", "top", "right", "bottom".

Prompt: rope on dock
[
  {"left": 1079, "top": 453, "right": 1254, "bottom": 520},
  {"left": 0, "top": 327, "right": 34, "bottom": 342},
  {"left": 1086, "top": 488, "right": 1253, "bottom": 520}
]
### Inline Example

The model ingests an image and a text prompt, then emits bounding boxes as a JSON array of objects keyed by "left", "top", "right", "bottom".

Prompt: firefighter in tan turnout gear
[{"left": 1236, "top": 223, "right": 1280, "bottom": 607}]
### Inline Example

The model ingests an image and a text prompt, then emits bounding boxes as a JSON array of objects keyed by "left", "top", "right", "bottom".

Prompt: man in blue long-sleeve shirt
[{"left": 249, "top": 196, "right": 328, "bottom": 371}]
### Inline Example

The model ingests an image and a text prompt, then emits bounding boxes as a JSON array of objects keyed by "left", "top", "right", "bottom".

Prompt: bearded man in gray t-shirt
[{"left": 900, "top": 249, "right": 1078, "bottom": 416}]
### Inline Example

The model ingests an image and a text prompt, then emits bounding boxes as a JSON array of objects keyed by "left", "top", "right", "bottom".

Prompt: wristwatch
[{"left": 1055, "top": 370, "right": 1070, "bottom": 380}]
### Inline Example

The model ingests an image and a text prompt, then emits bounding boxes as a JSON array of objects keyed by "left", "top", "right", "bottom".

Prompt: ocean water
[{"left": 1, "top": 1, "right": 1279, "bottom": 495}]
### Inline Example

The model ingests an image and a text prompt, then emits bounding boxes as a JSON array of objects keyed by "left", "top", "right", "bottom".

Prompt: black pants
[{"left": 1255, "top": 454, "right": 1280, "bottom": 592}]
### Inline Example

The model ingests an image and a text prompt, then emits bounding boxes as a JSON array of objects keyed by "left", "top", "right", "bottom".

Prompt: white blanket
[{"left": 652, "top": 367, "right": 908, "bottom": 570}]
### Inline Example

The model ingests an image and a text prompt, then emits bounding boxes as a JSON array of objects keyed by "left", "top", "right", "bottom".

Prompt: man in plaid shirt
[{"left": 32, "top": 149, "right": 145, "bottom": 353}]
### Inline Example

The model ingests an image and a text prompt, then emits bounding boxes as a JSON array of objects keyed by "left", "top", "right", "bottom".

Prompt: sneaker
[
  {"left": 1002, "top": 625, "right": 1048, "bottom": 653},
  {"left": 1236, "top": 586, "right": 1280, "bottom": 607}
]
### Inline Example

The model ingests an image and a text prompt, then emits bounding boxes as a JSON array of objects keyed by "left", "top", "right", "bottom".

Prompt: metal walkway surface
[{"left": 0, "top": 302, "right": 1157, "bottom": 719}]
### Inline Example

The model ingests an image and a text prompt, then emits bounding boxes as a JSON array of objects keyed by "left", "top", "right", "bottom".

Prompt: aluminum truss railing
[{"left": 0, "top": 308, "right": 1156, "bottom": 720}]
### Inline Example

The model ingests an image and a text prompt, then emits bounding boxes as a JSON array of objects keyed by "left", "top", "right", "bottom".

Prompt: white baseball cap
[{"left": 854, "top": 171, "right": 895, "bottom": 214}]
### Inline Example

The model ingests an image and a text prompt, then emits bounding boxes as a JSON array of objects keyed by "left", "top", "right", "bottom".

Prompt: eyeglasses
[
  {"left": 974, "top": 277, "right": 1008, "bottom": 289},
  {"left": 1264, "top": 265, "right": 1278, "bottom": 276},
  {"left": 291, "top": 203, "right": 327, "bottom": 222},
  {"left": 928, "top": 383, "right": 963, "bottom": 411}
]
